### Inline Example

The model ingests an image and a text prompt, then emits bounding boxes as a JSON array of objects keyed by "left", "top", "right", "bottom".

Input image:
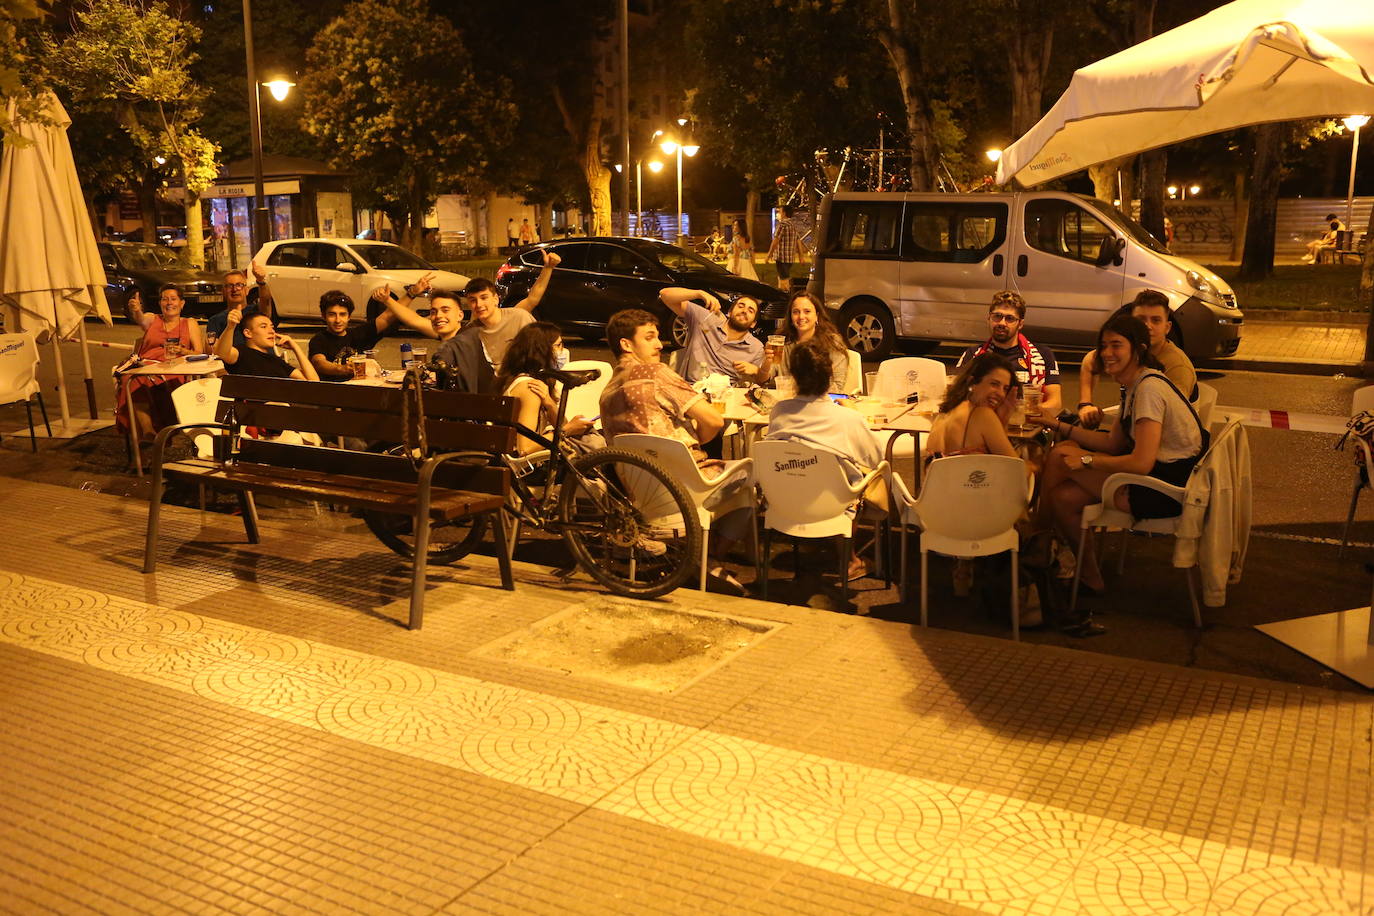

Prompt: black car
[
  {"left": 494, "top": 237, "right": 788, "bottom": 347},
  {"left": 99, "top": 242, "right": 225, "bottom": 318}
]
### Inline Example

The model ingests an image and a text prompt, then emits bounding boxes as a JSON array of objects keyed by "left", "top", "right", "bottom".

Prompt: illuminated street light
[
  {"left": 1189, "top": 184, "right": 1201, "bottom": 197},
  {"left": 263, "top": 79, "right": 294, "bottom": 102},
  {"left": 1167, "top": 185, "right": 1179, "bottom": 199},
  {"left": 648, "top": 160, "right": 663, "bottom": 173},
  {"left": 1343, "top": 114, "right": 1370, "bottom": 230},
  {"left": 985, "top": 148, "right": 1002, "bottom": 163},
  {"left": 656, "top": 131, "right": 700, "bottom": 245}
]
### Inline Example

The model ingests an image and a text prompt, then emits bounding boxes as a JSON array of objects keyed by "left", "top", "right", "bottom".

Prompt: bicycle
[{"left": 363, "top": 367, "right": 703, "bottom": 598}]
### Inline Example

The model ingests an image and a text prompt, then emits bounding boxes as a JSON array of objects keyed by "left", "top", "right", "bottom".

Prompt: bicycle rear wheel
[
  {"left": 362, "top": 510, "right": 490, "bottom": 565},
  {"left": 558, "top": 447, "right": 702, "bottom": 598}
]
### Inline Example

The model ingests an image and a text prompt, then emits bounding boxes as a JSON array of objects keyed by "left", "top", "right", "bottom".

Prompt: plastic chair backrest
[
  {"left": 171, "top": 376, "right": 223, "bottom": 458},
  {"left": 1194, "top": 382, "right": 1217, "bottom": 429},
  {"left": 843, "top": 350, "right": 862, "bottom": 395},
  {"left": 753, "top": 439, "right": 861, "bottom": 537},
  {"left": 873, "top": 357, "right": 945, "bottom": 403},
  {"left": 0, "top": 332, "right": 41, "bottom": 403},
  {"left": 915, "top": 454, "right": 1028, "bottom": 542},
  {"left": 615, "top": 433, "right": 713, "bottom": 500},
  {"left": 563, "top": 359, "right": 612, "bottom": 421},
  {"left": 1352, "top": 386, "right": 1374, "bottom": 417}
]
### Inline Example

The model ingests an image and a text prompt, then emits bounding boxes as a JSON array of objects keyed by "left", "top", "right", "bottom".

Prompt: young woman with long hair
[{"left": 496, "top": 322, "right": 594, "bottom": 455}]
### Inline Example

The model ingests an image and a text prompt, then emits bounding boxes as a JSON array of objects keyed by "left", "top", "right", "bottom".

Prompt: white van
[{"left": 809, "top": 191, "right": 1243, "bottom": 360}]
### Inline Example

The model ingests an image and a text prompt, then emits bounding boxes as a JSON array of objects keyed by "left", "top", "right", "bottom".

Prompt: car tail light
[{"left": 495, "top": 262, "right": 516, "bottom": 282}]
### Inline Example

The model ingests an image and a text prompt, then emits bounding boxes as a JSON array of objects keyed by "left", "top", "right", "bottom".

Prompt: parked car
[
  {"left": 99, "top": 241, "right": 224, "bottom": 318},
  {"left": 256, "top": 239, "right": 470, "bottom": 319},
  {"left": 809, "top": 190, "right": 1244, "bottom": 360},
  {"left": 494, "top": 237, "right": 789, "bottom": 347}
]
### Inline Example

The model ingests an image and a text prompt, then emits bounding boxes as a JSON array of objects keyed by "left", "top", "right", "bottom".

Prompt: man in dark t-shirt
[
  {"left": 308, "top": 287, "right": 404, "bottom": 380},
  {"left": 215, "top": 310, "right": 319, "bottom": 381},
  {"left": 956, "top": 290, "right": 1062, "bottom": 415}
]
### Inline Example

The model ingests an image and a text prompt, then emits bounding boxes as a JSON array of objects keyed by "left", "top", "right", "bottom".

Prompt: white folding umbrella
[
  {"left": 998, "top": 0, "right": 1374, "bottom": 187},
  {"left": 0, "top": 91, "right": 113, "bottom": 433}
]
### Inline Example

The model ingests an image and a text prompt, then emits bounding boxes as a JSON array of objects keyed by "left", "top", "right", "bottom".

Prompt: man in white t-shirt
[{"left": 385, "top": 249, "right": 561, "bottom": 373}]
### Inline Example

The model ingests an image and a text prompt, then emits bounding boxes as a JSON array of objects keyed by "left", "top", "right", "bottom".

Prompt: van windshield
[{"left": 1080, "top": 198, "right": 1170, "bottom": 255}]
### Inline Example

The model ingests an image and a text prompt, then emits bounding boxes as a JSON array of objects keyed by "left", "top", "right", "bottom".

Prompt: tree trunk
[
  {"left": 582, "top": 132, "right": 613, "bottom": 237},
  {"left": 1007, "top": 23, "right": 1053, "bottom": 138},
  {"left": 137, "top": 171, "right": 159, "bottom": 244},
  {"left": 1238, "top": 123, "right": 1283, "bottom": 282},
  {"left": 1088, "top": 157, "right": 1133, "bottom": 205},
  {"left": 745, "top": 187, "right": 759, "bottom": 256},
  {"left": 875, "top": 0, "right": 939, "bottom": 191},
  {"left": 182, "top": 195, "right": 204, "bottom": 268},
  {"left": 484, "top": 190, "right": 500, "bottom": 255},
  {"left": 536, "top": 200, "right": 554, "bottom": 243},
  {"left": 1230, "top": 169, "right": 1247, "bottom": 261},
  {"left": 1138, "top": 150, "right": 1167, "bottom": 241}
]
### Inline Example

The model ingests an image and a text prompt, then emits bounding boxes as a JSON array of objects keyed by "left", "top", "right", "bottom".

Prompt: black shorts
[
  {"left": 1127, "top": 454, "right": 1201, "bottom": 519},
  {"left": 775, "top": 261, "right": 793, "bottom": 281}
]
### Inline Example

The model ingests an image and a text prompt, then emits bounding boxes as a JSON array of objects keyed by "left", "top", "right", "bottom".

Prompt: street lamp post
[
  {"left": 660, "top": 133, "right": 699, "bottom": 246},
  {"left": 1343, "top": 115, "right": 1370, "bottom": 230}
]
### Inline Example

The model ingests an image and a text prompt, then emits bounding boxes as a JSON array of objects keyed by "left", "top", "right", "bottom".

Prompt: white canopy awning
[{"left": 998, "top": 0, "right": 1374, "bottom": 187}]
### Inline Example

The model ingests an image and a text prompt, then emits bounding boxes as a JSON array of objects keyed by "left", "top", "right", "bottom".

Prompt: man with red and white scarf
[{"left": 956, "top": 290, "right": 1062, "bottom": 415}]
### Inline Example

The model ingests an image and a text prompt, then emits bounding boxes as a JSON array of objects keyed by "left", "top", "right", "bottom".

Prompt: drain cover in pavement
[{"left": 471, "top": 598, "right": 785, "bottom": 693}]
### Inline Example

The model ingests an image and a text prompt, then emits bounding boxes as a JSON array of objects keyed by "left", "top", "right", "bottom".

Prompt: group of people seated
[{"left": 117, "top": 252, "right": 1207, "bottom": 629}]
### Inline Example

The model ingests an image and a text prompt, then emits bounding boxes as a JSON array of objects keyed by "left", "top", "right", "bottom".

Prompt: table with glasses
[{"left": 119, "top": 356, "right": 226, "bottom": 475}]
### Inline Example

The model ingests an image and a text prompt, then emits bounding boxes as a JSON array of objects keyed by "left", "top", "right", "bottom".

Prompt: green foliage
[
  {"left": 0, "top": 0, "right": 50, "bottom": 143},
  {"left": 300, "top": 0, "right": 515, "bottom": 233},
  {"left": 44, "top": 0, "right": 220, "bottom": 194}
]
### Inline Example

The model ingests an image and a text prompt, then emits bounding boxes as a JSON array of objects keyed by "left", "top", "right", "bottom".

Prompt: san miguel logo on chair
[{"left": 966, "top": 470, "right": 989, "bottom": 488}]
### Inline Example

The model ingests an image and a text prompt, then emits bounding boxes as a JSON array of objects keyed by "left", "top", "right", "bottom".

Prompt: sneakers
[{"left": 707, "top": 565, "right": 745, "bottom": 595}]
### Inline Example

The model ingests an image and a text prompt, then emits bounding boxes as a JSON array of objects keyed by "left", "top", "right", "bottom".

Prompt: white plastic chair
[
  {"left": 0, "top": 332, "right": 51, "bottom": 451},
  {"left": 1194, "top": 381, "right": 1217, "bottom": 429},
  {"left": 1340, "top": 387, "right": 1374, "bottom": 556},
  {"left": 562, "top": 359, "right": 612, "bottom": 425},
  {"left": 170, "top": 376, "right": 224, "bottom": 458},
  {"left": 871, "top": 356, "right": 946, "bottom": 403},
  {"left": 616, "top": 433, "right": 755, "bottom": 591},
  {"left": 1072, "top": 418, "right": 1242, "bottom": 626},
  {"left": 752, "top": 439, "right": 887, "bottom": 605},
  {"left": 901, "top": 454, "right": 1030, "bottom": 640}
]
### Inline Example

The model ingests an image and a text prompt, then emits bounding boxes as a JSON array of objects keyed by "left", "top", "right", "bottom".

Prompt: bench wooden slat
[
  {"left": 220, "top": 374, "right": 521, "bottom": 422},
  {"left": 236, "top": 440, "right": 510, "bottom": 492},
  {"left": 161, "top": 458, "right": 504, "bottom": 520},
  {"left": 233, "top": 403, "right": 519, "bottom": 453}
]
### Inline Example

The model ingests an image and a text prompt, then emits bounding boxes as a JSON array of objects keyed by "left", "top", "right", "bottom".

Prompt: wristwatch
[{"left": 1079, "top": 454, "right": 1094, "bottom": 469}]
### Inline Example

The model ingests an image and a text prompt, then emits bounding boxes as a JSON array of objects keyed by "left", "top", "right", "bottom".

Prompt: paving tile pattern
[
  {"left": 1239, "top": 321, "right": 1365, "bottom": 365},
  {"left": 0, "top": 479, "right": 1371, "bottom": 913}
]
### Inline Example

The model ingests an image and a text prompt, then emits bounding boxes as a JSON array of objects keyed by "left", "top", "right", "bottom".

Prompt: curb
[
  {"left": 1242, "top": 309, "right": 1366, "bottom": 325},
  {"left": 1198, "top": 357, "right": 1367, "bottom": 377}
]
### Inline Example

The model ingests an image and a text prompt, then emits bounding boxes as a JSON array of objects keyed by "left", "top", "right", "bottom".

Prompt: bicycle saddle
[{"left": 538, "top": 367, "right": 602, "bottom": 389}]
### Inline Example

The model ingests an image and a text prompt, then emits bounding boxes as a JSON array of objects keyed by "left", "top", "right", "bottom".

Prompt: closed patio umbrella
[
  {"left": 997, "top": 0, "right": 1374, "bottom": 187},
  {"left": 0, "top": 91, "right": 113, "bottom": 433}
]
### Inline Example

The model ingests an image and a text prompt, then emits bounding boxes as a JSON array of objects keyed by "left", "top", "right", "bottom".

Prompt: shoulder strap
[{"left": 1137, "top": 370, "right": 1207, "bottom": 446}]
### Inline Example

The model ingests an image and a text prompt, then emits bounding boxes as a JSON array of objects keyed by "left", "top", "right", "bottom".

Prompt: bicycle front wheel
[{"left": 558, "top": 447, "right": 702, "bottom": 599}]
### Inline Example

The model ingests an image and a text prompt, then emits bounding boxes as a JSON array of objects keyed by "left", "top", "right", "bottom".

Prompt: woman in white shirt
[{"left": 766, "top": 337, "right": 886, "bottom": 581}]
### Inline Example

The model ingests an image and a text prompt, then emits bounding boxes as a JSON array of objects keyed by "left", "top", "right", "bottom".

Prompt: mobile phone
[
  {"left": 827, "top": 393, "right": 848, "bottom": 402},
  {"left": 389, "top": 289, "right": 400, "bottom": 301},
  {"left": 186, "top": 353, "right": 211, "bottom": 361}
]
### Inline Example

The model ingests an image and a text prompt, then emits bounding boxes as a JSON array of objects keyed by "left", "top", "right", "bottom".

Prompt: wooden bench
[
  {"left": 142, "top": 375, "right": 520, "bottom": 629},
  {"left": 1318, "top": 229, "right": 1359, "bottom": 265}
]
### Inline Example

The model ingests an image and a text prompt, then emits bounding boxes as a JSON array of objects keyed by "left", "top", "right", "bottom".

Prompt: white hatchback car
[{"left": 255, "top": 239, "right": 470, "bottom": 319}]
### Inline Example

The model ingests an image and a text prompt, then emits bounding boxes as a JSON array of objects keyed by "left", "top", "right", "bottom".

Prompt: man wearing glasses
[
  {"left": 956, "top": 290, "right": 1063, "bottom": 415},
  {"left": 205, "top": 261, "right": 276, "bottom": 349}
]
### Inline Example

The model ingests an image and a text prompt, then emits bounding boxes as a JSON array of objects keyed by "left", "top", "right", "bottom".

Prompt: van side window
[
  {"left": 1024, "top": 200, "right": 1115, "bottom": 264},
  {"left": 827, "top": 202, "right": 902, "bottom": 256},
  {"left": 905, "top": 203, "right": 1007, "bottom": 263}
]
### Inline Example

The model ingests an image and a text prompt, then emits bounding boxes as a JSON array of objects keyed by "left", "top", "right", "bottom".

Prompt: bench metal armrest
[{"left": 148, "top": 421, "right": 233, "bottom": 472}]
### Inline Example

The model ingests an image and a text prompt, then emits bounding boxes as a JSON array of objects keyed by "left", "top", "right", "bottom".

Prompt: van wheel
[{"left": 840, "top": 299, "right": 895, "bottom": 360}]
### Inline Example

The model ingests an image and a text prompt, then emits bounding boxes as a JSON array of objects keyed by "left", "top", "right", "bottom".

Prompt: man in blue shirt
[
  {"left": 659, "top": 287, "right": 768, "bottom": 384},
  {"left": 206, "top": 260, "right": 276, "bottom": 350}
]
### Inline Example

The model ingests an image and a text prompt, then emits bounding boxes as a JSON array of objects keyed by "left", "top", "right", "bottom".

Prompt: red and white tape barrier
[{"left": 1216, "top": 406, "right": 1349, "bottom": 435}]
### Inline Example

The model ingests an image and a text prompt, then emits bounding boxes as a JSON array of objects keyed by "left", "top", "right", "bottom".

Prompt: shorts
[
  {"left": 1127, "top": 453, "right": 1201, "bottom": 519},
  {"left": 775, "top": 261, "right": 793, "bottom": 281}
]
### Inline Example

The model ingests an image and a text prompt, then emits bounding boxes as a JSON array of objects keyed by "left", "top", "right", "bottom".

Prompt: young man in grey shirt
[{"left": 659, "top": 287, "right": 770, "bottom": 384}]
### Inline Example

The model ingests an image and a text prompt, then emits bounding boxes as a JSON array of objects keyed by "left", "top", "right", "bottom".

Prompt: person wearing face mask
[
  {"left": 495, "top": 322, "right": 597, "bottom": 455},
  {"left": 115, "top": 283, "right": 206, "bottom": 441}
]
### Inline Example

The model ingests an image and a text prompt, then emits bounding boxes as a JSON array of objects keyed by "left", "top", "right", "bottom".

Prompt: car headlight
[{"left": 1185, "top": 270, "right": 1214, "bottom": 297}]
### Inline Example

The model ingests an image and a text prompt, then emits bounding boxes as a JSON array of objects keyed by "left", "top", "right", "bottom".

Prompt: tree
[
  {"left": 300, "top": 0, "right": 513, "bottom": 250},
  {"left": 46, "top": 0, "right": 219, "bottom": 267},
  {"left": 0, "top": 0, "right": 48, "bottom": 144}
]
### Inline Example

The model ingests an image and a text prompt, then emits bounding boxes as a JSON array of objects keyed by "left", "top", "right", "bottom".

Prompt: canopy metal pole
[
  {"left": 76, "top": 320, "right": 98, "bottom": 419},
  {"left": 47, "top": 333, "right": 71, "bottom": 425}
]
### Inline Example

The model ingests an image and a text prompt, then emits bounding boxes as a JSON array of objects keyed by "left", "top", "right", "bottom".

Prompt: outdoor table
[{"left": 119, "top": 356, "right": 225, "bottom": 476}]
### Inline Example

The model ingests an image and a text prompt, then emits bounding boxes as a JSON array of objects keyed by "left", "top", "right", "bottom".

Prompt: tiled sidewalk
[
  {"left": 0, "top": 479, "right": 1370, "bottom": 914},
  {"left": 1232, "top": 320, "right": 1365, "bottom": 367}
]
